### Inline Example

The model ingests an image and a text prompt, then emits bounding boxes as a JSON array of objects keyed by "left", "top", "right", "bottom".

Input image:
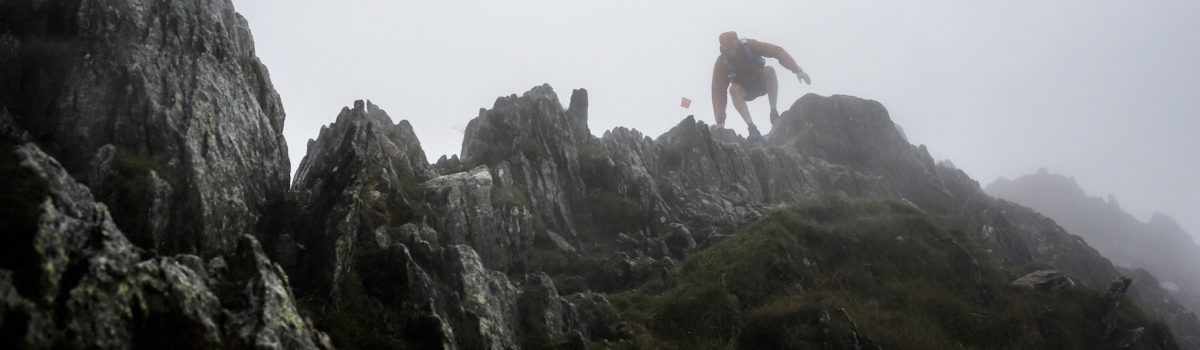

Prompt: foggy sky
[{"left": 232, "top": 0, "right": 1200, "bottom": 239}]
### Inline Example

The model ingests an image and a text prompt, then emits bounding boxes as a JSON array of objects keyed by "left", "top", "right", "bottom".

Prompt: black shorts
[{"left": 733, "top": 70, "right": 768, "bottom": 101}]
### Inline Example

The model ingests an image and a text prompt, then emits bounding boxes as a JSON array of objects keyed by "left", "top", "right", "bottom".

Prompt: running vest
[{"left": 721, "top": 38, "right": 766, "bottom": 83}]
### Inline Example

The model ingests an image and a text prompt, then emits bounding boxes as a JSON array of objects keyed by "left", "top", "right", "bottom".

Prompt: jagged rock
[
  {"left": 448, "top": 245, "right": 522, "bottom": 349},
  {"left": 1012, "top": 269, "right": 1077, "bottom": 293},
  {"left": 654, "top": 116, "right": 771, "bottom": 228},
  {"left": 294, "top": 100, "right": 431, "bottom": 188},
  {"left": 459, "top": 85, "right": 591, "bottom": 244},
  {"left": 287, "top": 97, "right": 628, "bottom": 349},
  {"left": 657, "top": 116, "right": 763, "bottom": 204},
  {"left": 288, "top": 99, "right": 431, "bottom": 299},
  {"left": 431, "top": 86, "right": 887, "bottom": 272},
  {"left": 434, "top": 154, "right": 465, "bottom": 175},
  {"left": 1104, "top": 277, "right": 1136, "bottom": 337},
  {"left": 422, "top": 164, "right": 539, "bottom": 272},
  {"left": 708, "top": 126, "right": 748, "bottom": 146},
  {"left": 0, "top": 0, "right": 291, "bottom": 256},
  {"left": 438, "top": 246, "right": 609, "bottom": 350},
  {"left": 0, "top": 143, "right": 327, "bottom": 349}
]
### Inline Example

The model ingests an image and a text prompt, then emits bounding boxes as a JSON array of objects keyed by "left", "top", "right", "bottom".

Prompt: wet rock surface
[
  {"left": 287, "top": 97, "right": 626, "bottom": 349},
  {"left": 0, "top": 0, "right": 290, "bottom": 256},
  {"left": 0, "top": 143, "right": 328, "bottom": 350}
]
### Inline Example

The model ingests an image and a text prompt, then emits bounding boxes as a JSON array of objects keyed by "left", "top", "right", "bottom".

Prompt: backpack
[{"left": 721, "top": 38, "right": 766, "bottom": 83}]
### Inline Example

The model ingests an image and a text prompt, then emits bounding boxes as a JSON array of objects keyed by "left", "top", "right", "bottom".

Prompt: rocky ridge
[
  {"left": 283, "top": 84, "right": 1197, "bottom": 348},
  {"left": 0, "top": 0, "right": 1197, "bottom": 348}
]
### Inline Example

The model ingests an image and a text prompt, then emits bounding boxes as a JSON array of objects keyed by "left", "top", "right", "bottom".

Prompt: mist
[{"left": 231, "top": 0, "right": 1200, "bottom": 238}]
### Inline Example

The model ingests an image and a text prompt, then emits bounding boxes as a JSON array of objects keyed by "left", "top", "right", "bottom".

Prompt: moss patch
[
  {"left": 609, "top": 195, "right": 1178, "bottom": 349},
  {"left": 584, "top": 191, "right": 649, "bottom": 239}
]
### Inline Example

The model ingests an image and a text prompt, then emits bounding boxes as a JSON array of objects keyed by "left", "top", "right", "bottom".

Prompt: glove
[{"left": 795, "top": 69, "right": 811, "bottom": 85}]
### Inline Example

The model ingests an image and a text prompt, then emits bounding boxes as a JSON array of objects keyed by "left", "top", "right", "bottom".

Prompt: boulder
[{"left": 1012, "top": 269, "right": 1077, "bottom": 292}]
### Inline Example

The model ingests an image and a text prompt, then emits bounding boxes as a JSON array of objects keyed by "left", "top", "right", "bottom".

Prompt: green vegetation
[
  {"left": 585, "top": 191, "right": 650, "bottom": 239},
  {"left": 576, "top": 145, "right": 656, "bottom": 240},
  {"left": 609, "top": 195, "right": 1177, "bottom": 349}
]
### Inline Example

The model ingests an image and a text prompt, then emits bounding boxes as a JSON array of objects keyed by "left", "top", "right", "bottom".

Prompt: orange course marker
[{"left": 680, "top": 97, "right": 692, "bottom": 109}]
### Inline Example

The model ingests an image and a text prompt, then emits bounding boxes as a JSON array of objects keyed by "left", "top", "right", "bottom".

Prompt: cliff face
[
  {"left": 0, "top": 0, "right": 315, "bottom": 348},
  {"left": 1, "top": 1, "right": 1196, "bottom": 348},
  {"left": 0, "top": 0, "right": 290, "bottom": 256}
]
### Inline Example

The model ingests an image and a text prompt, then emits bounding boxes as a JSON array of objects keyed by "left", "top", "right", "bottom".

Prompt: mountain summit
[{"left": 1, "top": 0, "right": 1197, "bottom": 349}]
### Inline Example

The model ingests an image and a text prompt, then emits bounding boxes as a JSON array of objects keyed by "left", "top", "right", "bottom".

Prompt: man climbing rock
[{"left": 711, "top": 31, "right": 811, "bottom": 142}]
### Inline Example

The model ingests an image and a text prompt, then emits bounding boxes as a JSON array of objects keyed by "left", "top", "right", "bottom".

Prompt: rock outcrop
[
  {"left": 0, "top": 0, "right": 290, "bottom": 256},
  {"left": 1013, "top": 269, "right": 1078, "bottom": 292},
  {"left": 286, "top": 98, "right": 626, "bottom": 349},
  {"left": 0, "top": 142, "right": 328, "bottom": 349}
]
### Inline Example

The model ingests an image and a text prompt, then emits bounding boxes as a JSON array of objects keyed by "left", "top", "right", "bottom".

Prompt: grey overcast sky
[{"left": 232, "top": 0, "right": 1200, "bottom": 238}]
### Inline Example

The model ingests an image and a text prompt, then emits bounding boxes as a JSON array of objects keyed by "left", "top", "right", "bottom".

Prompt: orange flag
[{"left": 680, "top": 97, "right": 692, "bottom": 109}]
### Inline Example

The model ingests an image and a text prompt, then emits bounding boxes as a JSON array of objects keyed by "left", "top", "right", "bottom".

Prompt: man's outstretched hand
[{"left": 796, "top": 70, "right": 811, "bottom": 85}]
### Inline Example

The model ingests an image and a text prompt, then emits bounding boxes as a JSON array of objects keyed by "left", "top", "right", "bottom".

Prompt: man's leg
[
  {"left": 763, "top": 66, "right": 780, "bottom": 125},
  {"left": 729, "top": 83, "right": 754, "bottom": 128},
  {"left": 729, "top": 83, "right": 764, "bottom": 141}
]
